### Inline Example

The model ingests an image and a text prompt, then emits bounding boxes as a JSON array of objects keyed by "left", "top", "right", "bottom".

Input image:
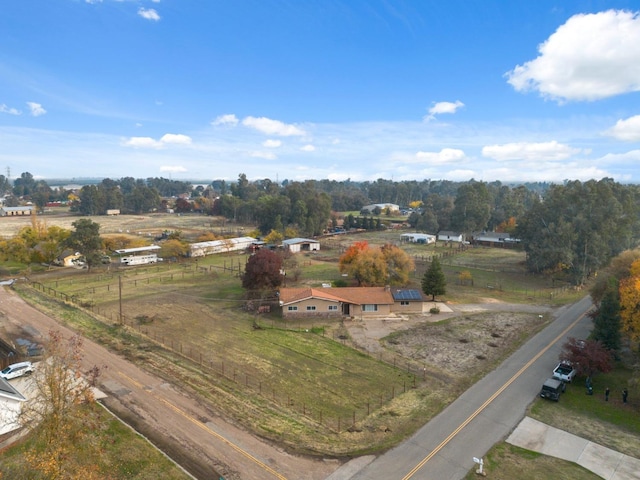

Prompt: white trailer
[{"left": 120, "top": 254, "right": 159, "bottom": 266}]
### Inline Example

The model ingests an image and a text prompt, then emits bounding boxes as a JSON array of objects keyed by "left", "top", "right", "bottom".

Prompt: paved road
[{"left": 337, "top": 296, "right": 594, "bottom": 480}]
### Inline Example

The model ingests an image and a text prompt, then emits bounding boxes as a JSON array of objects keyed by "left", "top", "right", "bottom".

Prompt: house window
[
  {"left": 328, "top": 305, "right": 338, "bottom": 311},
  {"left": 287, "top": 306, "right": 298, "bottom": 311},
  {"left": 362, "top": 304, "right": 378, "bottom": 312},
  {"left": 400, "top": 301, "right": 410, "bottom": 306},
  {"left": 306, "top": 305, "right": 316, "bottom": 311}
]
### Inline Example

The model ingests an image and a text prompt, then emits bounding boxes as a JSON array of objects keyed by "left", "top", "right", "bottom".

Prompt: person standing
[
  {"left": 623, "top": 388, "right": 628, "bottom": 404},
  {"left": 605, "top": 387, "right": 610, "bottom": 401}
]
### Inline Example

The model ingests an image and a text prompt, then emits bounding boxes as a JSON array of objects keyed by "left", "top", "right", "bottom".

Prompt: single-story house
[
  {"left": 0, "top": 377, "right": 26, "bottom": 435},
  {"left": 400, "top": 233, "right": 436, "bottom": 245},
  {"left": 0, "top": 206, "right": 34, "bottom": 217},
  {"left": 360, "top": 203, "right": 400, "bottom": 214},
  {"left": 473, "top": 231, "right": 520, "bottom": 247},
  {"left": 437, "top": 231, "right": 464, "bottom": 243},
  {"left": 55, "top": 250, "right": 84, "bottom": 267},
  {"left": 189, "top": 236, "right": 257, "bottom": 257},
  {"left": 279, "top": 286, "right": 426, "bottom": 318},
  {"left": 282, "top": 238, "right": 320, "bottom": 253}
]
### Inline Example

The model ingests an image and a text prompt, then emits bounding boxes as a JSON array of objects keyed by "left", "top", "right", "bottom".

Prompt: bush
[{"left": 430, "top": 306, "right": 440, "bottom": 314}]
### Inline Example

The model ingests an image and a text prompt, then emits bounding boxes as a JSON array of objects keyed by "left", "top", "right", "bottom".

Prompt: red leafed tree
[
  {"left": 559, "top": 337, "right": 613, "bottom": 378},
  {"left": 242, "top": 249, "right": 283, "bottom": 291}
]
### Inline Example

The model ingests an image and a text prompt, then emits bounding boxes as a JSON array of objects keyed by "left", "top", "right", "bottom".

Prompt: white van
[{"left": 0, "top": 361, "right": 34, "bottom": 380}]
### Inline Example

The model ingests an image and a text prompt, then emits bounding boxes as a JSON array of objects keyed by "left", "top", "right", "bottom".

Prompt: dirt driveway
[{"left": 0, "top": 286, "right": 341, "bottom": 480}]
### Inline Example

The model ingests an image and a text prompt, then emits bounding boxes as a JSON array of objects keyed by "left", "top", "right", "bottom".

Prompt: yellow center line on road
[
  {"left": 117, "top": 371, "right": 288, "bottom": 480},
  {"left": 402, "top": 308, "right": 589, "bottom": 480}
]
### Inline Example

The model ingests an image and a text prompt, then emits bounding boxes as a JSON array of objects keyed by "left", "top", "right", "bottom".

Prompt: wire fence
[{"left": 27, "top": 278, "right": 429, "bottom": 433}]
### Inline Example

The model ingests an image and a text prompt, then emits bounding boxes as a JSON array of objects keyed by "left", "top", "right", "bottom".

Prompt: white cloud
[
  {"left": 0, "top": 104, "right": 21, "bottom": 115},
  {"left": 123, "top": 133, "right": 191, "bottom": 149},
  {"left": 300, "top": 144, "right": 315, "bottom": 152},
  {"left": 85, "top": 0, "right": 102, "bottom": 3},
  {"left": 263, "top": 139, "right": 282, "bottom": 148},
  {"left": 138, "top": 8, "right": 160, "bottom": 21},
  {"left": 123, "top": 136, "right": 162, "bottom": 149},
  {"left": 160, "top": 133, "right": 192, "bottom": 145},
  {"left": 506, "top": 10, "right": 640, "bottom": 102},
  {"left": 424, "top": 100, "right": 464, "bottom": 121},
  {"left": 604, "top": 115, "right": 640, "bottom": 141},
  {"left": 249, "top": 150, "right": 277, "bottom": 160},
  {"left": 27, "top": 102, "right": 46, "bottom": 116},
  {"left": 160, "top": 165, "right": 188, "bottom": 173},
  {"left": 482, "top": 141, "right": 583, "bottom": 161},
  {"left": 242, "top": 116, "right": 306, "bottom": 136},
  {"left": 414, "top": 148, "right": 466, "bottom": 164},
  {"left": 212, "top": 114, "right": 239, "bottom": 126}
]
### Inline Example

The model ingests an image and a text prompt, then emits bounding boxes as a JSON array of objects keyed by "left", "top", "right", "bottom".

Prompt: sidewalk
[{"left": 506, "top": 416, "right": 640, "bottom": 480}]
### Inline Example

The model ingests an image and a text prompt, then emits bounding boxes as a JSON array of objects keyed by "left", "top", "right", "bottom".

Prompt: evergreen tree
[
  {"left": 591, "top": 278, "right": 622, "bottom": 352},
  {"left": 422, "top": 257, "right": 446, "bottom": 301}
]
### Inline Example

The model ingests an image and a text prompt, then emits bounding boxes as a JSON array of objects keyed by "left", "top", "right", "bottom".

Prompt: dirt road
[{"left": 0, "top": 286, "right": 341, "bottom": 480}]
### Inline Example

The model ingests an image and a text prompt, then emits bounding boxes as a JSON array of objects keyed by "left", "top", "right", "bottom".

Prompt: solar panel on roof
[{"left": 392, "top": 289, "right": 422, "bottom": 300}]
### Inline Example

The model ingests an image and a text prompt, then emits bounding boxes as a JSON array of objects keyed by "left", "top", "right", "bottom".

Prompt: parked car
[
  {"left": 540, "top": 377, "right": 566, "bottom": 401},
  {"left": 0, "top": 361, "right": 34, "bottom": 380},
  {"left": 553, "top": 362, "right": 577, "bottom": 383}
]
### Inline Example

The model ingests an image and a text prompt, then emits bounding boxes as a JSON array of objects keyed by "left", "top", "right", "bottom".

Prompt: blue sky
[{"left": 1, "top": 1, "right": 640, "bottom": 184}]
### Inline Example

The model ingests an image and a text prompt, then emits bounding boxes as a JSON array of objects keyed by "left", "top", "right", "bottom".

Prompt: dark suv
[{"left": 540, "top": 378, "right": 565, "bottom": 401}]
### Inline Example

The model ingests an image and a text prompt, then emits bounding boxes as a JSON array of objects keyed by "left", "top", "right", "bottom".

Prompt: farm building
[
  {"left": 360, "top": 203, "right": 400, "bottom": 214},
  {"left": 189, "top": 236, "right": 257, "bottom": 258},
  {"left": 400, "top": 233, "right": 436, "bottom": 244},
  {"left": 279, "top": 286, "right": 426, "bottom": 319},
  {"left": 473, "top": 231, "right": 520, "bottom": 248},
  {"left": 0, "top": 206, "right": 33, "bottom": 217},
  {"left": 0, "top": 377, "right": 26, "bottom": 435},
  {"left": 282, "top": 238, "right": 320, "bottom": 253},
  {"left": 437, "top": 231, "right": 464, "bottom": 243}
]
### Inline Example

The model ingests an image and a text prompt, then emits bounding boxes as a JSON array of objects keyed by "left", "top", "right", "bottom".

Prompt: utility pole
[{"left": 119, "top": 275, "right": 123, "bottom": 325}]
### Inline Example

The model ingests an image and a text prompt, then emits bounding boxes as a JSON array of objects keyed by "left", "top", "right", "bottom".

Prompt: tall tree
[
  {"left": 19, "top": 329, "right": 103, "bottom": 480},
  {"left": 242, "top": 249, "right": 283, "bottom": 292},
  {"left": 450, "top": 181, "right": 491, "bottom": 234},
  {"left": 381, "top": 243, "right": 415, "bottom": 285},
  {"left": 422, "top": 257, "right": 446, "bottom": 301},
  {"left": 590, "top": 279, "right": 622, "bottom": 353},
  {"left": 619, "top": 259, "right": 640, "bottom": 343},
  {"left": 66, "top": 219, "right": 103, "bottom": 271}
]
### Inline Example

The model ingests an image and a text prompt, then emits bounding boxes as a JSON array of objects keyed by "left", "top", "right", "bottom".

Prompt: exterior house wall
[
  {"left": 390, "top": 300, "right": 423, "bottom": 314},
  {"left": 437, "top": 231, "right": 463, "bottom": 242},
  {"left": 282, "top": 298, "right": 342, "bottom": 319}
]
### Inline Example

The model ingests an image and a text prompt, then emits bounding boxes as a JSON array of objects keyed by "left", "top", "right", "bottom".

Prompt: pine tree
[
  {"left": 591, "top": 278, "right": 621, "bottom": 352},
  {"left": 422, "top": 257, "right": 446, "bottom": 301}
]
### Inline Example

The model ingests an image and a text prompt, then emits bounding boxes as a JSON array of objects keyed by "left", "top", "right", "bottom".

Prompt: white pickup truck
[{"left": 552, "top": 362, "right": 577, "bottom": 383}]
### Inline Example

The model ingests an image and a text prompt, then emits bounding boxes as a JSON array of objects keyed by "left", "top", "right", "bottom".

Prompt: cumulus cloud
[
  {"left": 160, "top": 165, "right": 188, "bottom": 173},
  {"left": 242, "top": 116, "right": 306, "bottom": 136},
  {"left": 27, "top": 102, "right": 46, "bottom": 116},
  {"left": 506, "top": 10, "right": 640, "bottom": 102},
  {"left": 249, "top": 150, "right": 277, "bottom": 160},
  {"left": 424, "top": 100, "right": 465, "bottom": 121},
  {"left": 138, "top": 8, "right": 160, "bottom": 21},
  {"left": 0, "top": 104, "right": 21, "bottom": 115},
  {"left": 482, "top": 141, "right": 583, "bottom": 161},
  {"left": 212, "top": 114, "right": 239, "bottom": 126},
  {"left": 414, "top": 148, "right": 466, "bottom": 164},
  {"left": 604, "top": 115, "right": 640, "bottom": 141},
  {"left": 159, "top": 133, "right": 192, "bottom": 145},
  {"left": 263, "top": 139, "right": 282, "bottom": 148},
  {"left": 300, "top": 144, "right": 315, "bottom": 152},
  {"left": 123, "top": 133, "right": 192, "bottom": 149}
]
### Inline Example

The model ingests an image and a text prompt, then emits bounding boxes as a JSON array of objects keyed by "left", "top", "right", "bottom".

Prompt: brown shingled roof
[{"left": 279, "top": 287, "right": 394, "bottom": 306}]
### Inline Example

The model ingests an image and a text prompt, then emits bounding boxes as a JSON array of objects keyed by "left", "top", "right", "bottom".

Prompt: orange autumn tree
[
  {"left": 619, "top": 259, "right": 640, "bottom": 342},
  {"left": 339, "top": 241, "right": 414, "bottom": 286}
]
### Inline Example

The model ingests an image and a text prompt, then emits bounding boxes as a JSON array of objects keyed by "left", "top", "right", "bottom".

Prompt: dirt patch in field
[{"left": 345, "top": 309, "right": 550, "bottom": 382}]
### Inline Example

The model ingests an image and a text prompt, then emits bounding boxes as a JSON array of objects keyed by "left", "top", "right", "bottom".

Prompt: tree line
[{"left": 4, "top": 171, "right": 640, "bottom": 284}]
